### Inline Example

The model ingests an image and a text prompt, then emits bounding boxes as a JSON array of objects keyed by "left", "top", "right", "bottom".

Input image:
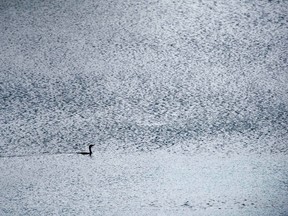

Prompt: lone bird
[{"left": 77, "top": 144, "right": 95, "bottom": 156}]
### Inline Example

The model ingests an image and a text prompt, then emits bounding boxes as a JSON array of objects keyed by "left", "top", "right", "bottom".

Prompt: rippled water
[
  {"left": 1, "top": 152, "right": 287, "bottom": 215},
  {"left": 1, "top": 0, "right": 288, "bottom": 215},
  {"left": 1, "top": 0, "right": 288, "bottom": 156}
]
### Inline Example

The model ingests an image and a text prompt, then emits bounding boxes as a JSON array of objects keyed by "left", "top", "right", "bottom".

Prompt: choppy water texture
[
  {"left": 0, "top": 0, "right": 288, "bottom": 215},
  {"left": 1, "top": 152, "right": 288, "bottom": 216},
  {"left": 0, "top": 0, "right": 288, "bottom": 156}
]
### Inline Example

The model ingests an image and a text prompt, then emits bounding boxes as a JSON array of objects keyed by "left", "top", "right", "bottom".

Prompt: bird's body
[
  {"left": 77, "top": 152, "right": 91, "bottom": 155},
  {"left": 77, "top": 144, "right": 95, "bottom": 156}
]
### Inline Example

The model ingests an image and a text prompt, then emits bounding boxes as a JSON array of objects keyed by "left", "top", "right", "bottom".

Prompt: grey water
[
  {"left": 1, "top": 0, "right": 288, "bottom": 157},
  {"left": 1, "top": 152, "right": 288, "bottom": 215},
  {"left": 0, "top": 0, "right": 288, "bottom": 215}
]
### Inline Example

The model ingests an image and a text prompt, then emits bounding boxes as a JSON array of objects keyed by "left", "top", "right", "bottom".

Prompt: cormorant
[{"left": 77, "top": 144, "right": 95, "bottom": 156}]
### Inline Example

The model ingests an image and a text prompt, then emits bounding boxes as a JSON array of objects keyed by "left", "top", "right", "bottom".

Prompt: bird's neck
[{"left": 89, "top": 146, "right": 93, "bottom": 154}]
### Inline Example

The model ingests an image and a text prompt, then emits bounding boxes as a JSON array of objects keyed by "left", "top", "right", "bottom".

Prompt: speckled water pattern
[
  {"left": 0, "top": 0, "right": 288, "bottom": 215},
  {"left": 1, "top": 0, "right": 287, "bottom": 156}
]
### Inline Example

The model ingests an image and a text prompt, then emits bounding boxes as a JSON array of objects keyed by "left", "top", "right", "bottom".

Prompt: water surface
[{"left": 1, "top": 152, "right": 287, "bottom": 215}]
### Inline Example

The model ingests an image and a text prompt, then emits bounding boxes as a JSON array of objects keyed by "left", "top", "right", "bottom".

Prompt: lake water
[
  {"left": 1, "top": 0, "right": 288, "bottom": 215},
  {"left": 1, "top": 151, "right": 287, "bottom": 215}
]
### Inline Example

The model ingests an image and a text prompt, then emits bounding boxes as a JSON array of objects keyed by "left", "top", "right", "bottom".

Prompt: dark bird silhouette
[{"left": 77, "top": 144, "right": 95, "bottom": 156}]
